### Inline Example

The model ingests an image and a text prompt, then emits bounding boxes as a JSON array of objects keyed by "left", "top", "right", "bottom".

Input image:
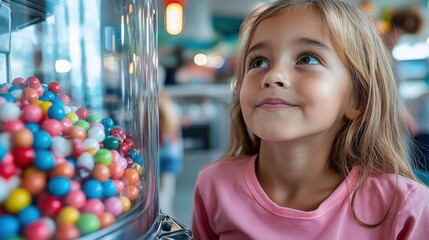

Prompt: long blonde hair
[{"left": 225, "top": 0, "right": 417, "bottom": 227}]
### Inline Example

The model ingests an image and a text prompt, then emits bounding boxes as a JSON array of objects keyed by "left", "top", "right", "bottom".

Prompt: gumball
[
  {"left": 47, "top": 82, "right": 62, "bottom": 94},
  {"left": 86, "top": 114, "right": 100, "bottom": 123},
  {"left": 21, "top": 104, "right": 43, "bottom": 123},
  {"left": 51, "top": 136, "right": 72, "bottom": 157},
  {"left": 33, "top": 130, "right": 52, "bottom": 149},
  {"left": 26, "top": 76, "right": 41, "bottom": 86},
  {"left": 82, "top": 199, "right": 105, "bottom": 217},
  {"left": 0, "top": 92, "right": 14, "bottom": 102},
  {"left": 109, "top": 160, "right": 125, "bottom": 179},
  {"left": 76, "top": 152, "right": 94, "bottom": 171},
  {"left": 54, "top": 224, "right": 80, "bottom": 240},
  {"left": 99, "top": 211, "right": 116, "bottom": 229},
  {"left": 122, "top": 168, "right": 139, "bottom": 185},
  {"left": 74, "top": 119, "right": 90, "bottom": 131},
  {"left": 0, "top": 133, "right": 11, "bottom": 150},
  {"left": 69, "top": 179, "right": 80, "bottom": 191},
  {"left": 47, "top": 177, "right": 71, "bottom": 197},
  {"left": 29, "top": 83, "right": 44, "bottom": 97},
  {"left": 4, "top": 187, "right": 32, "bottom": 213},
  {"left": 17, "top": 204, "right": 41, "bottom": 226},
  {"left": 2, "top": 119, "right": 25, "bottom": 133},
  {"left": 127, "top": 149, "right": 137, "bottom": 159},
  {"left": 123, "top": 184, "right": 140, "bottom": 201},
  {"left": 135, "top": 163, "right": 143, "bottom": 175},
  {"left": 133, "top": 155, "right": 144, "bottom": 166},
  {"left": 103, "top": 136, "right": 119, "bottom": 150},
  {"left": 21, "top": 88, "right": 39, "bottom": 102},
  {"left": 119, "top": 142, "right": 131, "bottom": 156},
  {"left": 113, "top": 179, "right": 125, "bottom": 194},
  {"left": 22, "top": 219, "right": 50, "bottom": 240},
  {"left": 66, "top": 112, "right": 79, "bottom": 124},
  {"left": 87, "top": 126, "right": 105, "bottom": 143},
  {"left": 0, "top": 158, "right": 16, "bottom": 179},
  {"left": 58, "top": 93, "right": 70, "bottom": 105},
  {"left": 0, "top": 177, "right": 10, "bottom": 202},
  {"left": 34, "top": 150, "right": 55, "bottom": 171},
  {"left": 40, "top": 90, "right": 55, "bottom": 101},
  {"left": 71, "top": 138, "right": 86, "bottom": 158},
  {"left": 120, "top": 196, "right": 131, "bottom": 213},
  {"left": 75, "top": 107, "right": 89, "bottom": 120},
  {"left": 64, "top": 190, "right": 86, "bottom": 209},
  {"left": 39, "top": 101, "right": 52, "bottom": 115},
  {"left": 105, "top": 197, "right": 123, "bottom": 217},
  {"left": 12, "top": 77, "right": 26, "bottom": 88},
  {"left": 0, "top": 143, "right": 6, "bottom": 160},
  {"left": 92, "top": 163, "right": 110, "bottom": 182},
  {"left": 77, "top": 213, "right": 100, "bottom": 235},
  {"left": 12, "top": 128, "right": 34, "bottom": 148},
  {"left": 84, "top": 138, "right": 100, "bottom": 152},
  {"left": 0, "top": 215, "right": 20, "bottom": 239},
  {"left": 47, "top": 103, "right": 66, "bottom": 120},
  {"left": 94, "top": 148, "right": 113, "bottom": 166},
  {"left": 101, "top": 179, "right": 117, "bottom": 198},
  {"left": 100, "top": 117, "right": 115, "bottom": 129},
  {"left": 25, "top": 122, "right": 40, "bottom": 133},
  {"left": 74, "top": 166, "right": 92, "bottom": 183},
  {"left": 41, "top": 119, "right": 63, "bottom": 136},
  {"left": 90, "top": 122, "right": 104, "bottom": 130},
  {"left": 126, "top": 157, "right": 136, "bottom": 169},
  {"left": 82, "top": 179, "right": 103, "bottom": 199},
  {"left": 70, "top": 125, "right": 86, "bottom": 140},
  {"left": 12, "top": 147, "right": 35, "bottom": 168},
  {"left": 21, "top": 170, "right": 46, "bottom": 195},
  {"left": 60, "top": 118, "right": 73, "bottom": 135},
  {"left": 41, "top": 217, "right": 56, "bottom": 238},
  {"left": 0, "top": 102, "right": 21, "bottom": 121},
  {"left": 58, "top": 206, "right": 80, "bottom": 225},
  {"left": 50, "top": 161, "right": 74, "bottom": 178},
  {"left": 37, "top": 193, "right": 62, "bottom": 217},
  {"left": 7, "top": 175, "right": 21, "bottom": 190},
  {"left": 110, "top": 127, "right": 125, "bottom": 140}
]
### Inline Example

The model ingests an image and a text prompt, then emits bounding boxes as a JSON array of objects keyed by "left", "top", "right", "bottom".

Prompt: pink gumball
[
  {"left": 64, "top": 190, "right": 86, "bottom": 209},
  {"left": 109, "top": 161, "right": 125, "bottom": 179},
  {"left": 60, "top": 118, "right": 73, "bottom": 135},
  {"left": 21, "top": 104, "right": 43, "bottom": 123},
  {"left": 58, "top": 94, "right": 70, "bottom": 105},
  {"left": 82, "top": 199, "right": 105, "bottom": 217},
  {"left": 12, "top": 77, "right": 26, "bottom": 88},
  {"left": 70, "top": 180, "right": 81, "bottom": 191},
  {"left": 41, "top": 119, "right": 63, "bottom": 136},
  {"left": 105, "top": 197, "right": 123, "bottom": 217},
  {"left": 2, "top": 120, "right": 25, "bottom": 133},
  {"left": 75, "top": 108, "right": 89, "bottom": 120},
  {"left": 113, "top": 179, "right": 125, "bottom": 194},
  {"left": 29, "top": 83, "right": 44, "bottom": 97}
]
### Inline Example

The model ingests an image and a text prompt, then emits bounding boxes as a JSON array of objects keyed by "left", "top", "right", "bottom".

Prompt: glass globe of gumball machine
[{"left": 0, "top": 0, "right": 191, "bottom": 239}]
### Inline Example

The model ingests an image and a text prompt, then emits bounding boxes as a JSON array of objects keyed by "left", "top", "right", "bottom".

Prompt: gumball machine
[{"left": 0, "top": 0, "right": 191, "bottom": 239}]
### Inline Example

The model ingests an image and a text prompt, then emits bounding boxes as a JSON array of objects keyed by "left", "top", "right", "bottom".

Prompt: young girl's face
[{"left": 240, "top": 7, "right": 353, "bottom": 143}]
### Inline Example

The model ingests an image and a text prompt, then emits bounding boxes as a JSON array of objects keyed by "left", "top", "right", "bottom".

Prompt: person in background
[
  {"left": 158, "top": 88, "right": 184, "bottom": 217},
  {"left": 191, "top": 0, "right": 429, "bottom": 239}
]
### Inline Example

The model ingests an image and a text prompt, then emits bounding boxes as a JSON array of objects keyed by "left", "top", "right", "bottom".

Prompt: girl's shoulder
[{"left": 198, "top": 155, "right": 255, "bottom": 177}]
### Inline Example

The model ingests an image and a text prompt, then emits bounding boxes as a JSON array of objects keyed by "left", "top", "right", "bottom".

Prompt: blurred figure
[{"left": 158, "top": 89, "right": 184, "bottom": 217}]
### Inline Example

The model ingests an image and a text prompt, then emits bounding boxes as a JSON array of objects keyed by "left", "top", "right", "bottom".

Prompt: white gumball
[
  {"left": 0, "top": 102, "right": 20, "bottom": 122},
  {"left": 87, "top": 126, "right": 105, "bottom": 142},
  {"left": 51, "top": 136, "right": 72, "bottom": 157},
  {"left": 76, "top": 152, "right": 95, "bottom": 171}
]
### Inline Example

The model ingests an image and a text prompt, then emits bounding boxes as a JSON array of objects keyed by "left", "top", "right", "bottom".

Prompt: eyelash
[{"left": 246, "top": 51, "right": 324, "bottom": 70}]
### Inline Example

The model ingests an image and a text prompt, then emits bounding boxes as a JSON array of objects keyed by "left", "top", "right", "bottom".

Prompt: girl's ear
[{"left": 345, "top": 108, "right": 360, "bottom": 120}]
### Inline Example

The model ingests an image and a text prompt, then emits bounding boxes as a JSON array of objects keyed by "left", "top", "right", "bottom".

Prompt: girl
[{"left": 192, "top": 0, "right": 429, "bottom": 239}]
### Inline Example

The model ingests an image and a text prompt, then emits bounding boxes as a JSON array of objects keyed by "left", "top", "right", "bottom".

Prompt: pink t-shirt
[{"left": 192, "top": 155, "right": 429, "bottom": 240}]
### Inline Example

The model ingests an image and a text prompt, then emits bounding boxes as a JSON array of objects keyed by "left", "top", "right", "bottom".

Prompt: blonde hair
[{"left": 225, "top": 0, "right": 417, "bottom": 227}]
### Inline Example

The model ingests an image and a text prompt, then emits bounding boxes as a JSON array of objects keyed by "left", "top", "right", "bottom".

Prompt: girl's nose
[{"left": 261, "top": 66, "right": 290, "bottom": 89}]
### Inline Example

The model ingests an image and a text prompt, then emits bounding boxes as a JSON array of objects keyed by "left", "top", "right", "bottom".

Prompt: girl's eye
[
  {"left": 250, "top": 58, "right": 269, "bottom": 69},
  {"left": 297, "top": 54, "right": 320, "bottom": 65}
]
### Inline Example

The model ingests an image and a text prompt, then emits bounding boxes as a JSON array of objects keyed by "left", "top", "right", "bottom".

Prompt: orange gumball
[
  {"left": 69, "top": 126, "right": 86, "bottom": 140},
  {"left": 21, "top": 171, "right": 46, "bottom": 195},
  {"left": 123, "top": 185, "right": 140, "bottom": 201},
  {"left": 50, "top": 162, "right": 75, "bottom": 178},
  {"left": 22, "top": 88, "right": 39, "bottom": 101},
  {"left": 12, "top": 128, "right": 34, "bottom": 148},
  {"left": 122, "top": 168, "right": 139, "bottom": 185},
  {"left": 92, "top": 164, "right": 111, "bottom": 182},
  {"left": 99, "top": 211, "right": 116, "bottom": 229}
]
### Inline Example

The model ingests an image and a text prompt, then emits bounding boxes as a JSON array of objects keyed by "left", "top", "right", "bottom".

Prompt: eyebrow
[{"left": 246, "top": 37, "right": 333, "bottom": 55}]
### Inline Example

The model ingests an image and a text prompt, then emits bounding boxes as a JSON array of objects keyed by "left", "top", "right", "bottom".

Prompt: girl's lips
[{"left": 256, "top": 97, "right": 296, "bottom": 108}]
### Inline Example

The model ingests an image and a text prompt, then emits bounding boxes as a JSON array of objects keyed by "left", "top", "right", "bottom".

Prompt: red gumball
[
  {"left": 75, "top": 108, "right": 89, "bottom": 120},
  {"left": 48, "top": 82, "right": 62, "bottom": 94},
  {"left": 71, "top": 139, "right": 86, "bottom": 158},
  {"left": 26, "top": 76, "right": 41, "bottom": 86},
  {"left": 11, "top": 77, "right": 26, "bottom": 88},
  {"left": 110, "top": 127, "right": 125, "bottom": 140},
  {"left": 23, "top": 220, "right": 51, "bottom": 240},
  {"left": 37, "top": 193, "right": 62, "bottom": 217},
  {"left": 0, "top": 161, "right": 16, "bottom": 179},
  {"left": 119, "top": 142, "right": 131, "bottom": 156},
  {"left": 12, "top": 147, "right": 35, "bottom": 168},
  {"left": 123, "top": 138, "right": 135, "bottom": 149}
]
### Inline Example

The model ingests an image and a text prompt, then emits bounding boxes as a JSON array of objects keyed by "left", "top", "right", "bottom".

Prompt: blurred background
[{"left": 158, "top": 0, "right": 429, "bottom": 227}]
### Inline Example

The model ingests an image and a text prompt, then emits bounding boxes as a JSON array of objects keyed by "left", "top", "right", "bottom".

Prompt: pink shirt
[{"left": 192, "top": 155, "right": 429, "bottom": 240}]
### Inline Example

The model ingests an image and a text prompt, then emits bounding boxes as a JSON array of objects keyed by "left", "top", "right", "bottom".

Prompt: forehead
[{"left": 249, "top": 7, "right": 334, "bottom": 49}]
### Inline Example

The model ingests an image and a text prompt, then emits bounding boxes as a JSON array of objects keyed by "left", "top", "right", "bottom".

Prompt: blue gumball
[
  {"left": 47, "top": 103, "right": 65, "bottom": 120},
  {"left": 33, "top": 130, "right": 52, "bottom": 149},
  {"left": 48, "top": 177, "right": 71, "bottom": 197},
  {"left": 34, "top": 150, "right": 55, "bottom": 170},
  {"left": 83, "top": 179, "right": 103, "bottom": 199},
  {"left": 0, "top": 215, "right": 20, "bottom": 239},
  {"left": 102, "top": 179, "right": 117, "bottom": 198},
  {"left": 18, "top": 205, "right": 40, "bottom": 226}
]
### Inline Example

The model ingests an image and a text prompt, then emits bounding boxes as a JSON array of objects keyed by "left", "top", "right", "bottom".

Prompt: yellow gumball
[
  {"left": 66, "top": 112, "right": 79, "bottom": 124},
  {"left": 39, "top": 101, "right": 53, "bottom": 115},
  {"left": 58, "top": 206, "right": 80, "bottom": 225},
  {"left": 120, "top": 196, "right": 131, "bottom": 212},
  {"left": 134, "top": 163, "right": 143, "bottom": 175},
  {"left": 4, "top": 188, "right": 31, "bottom": 213}
]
